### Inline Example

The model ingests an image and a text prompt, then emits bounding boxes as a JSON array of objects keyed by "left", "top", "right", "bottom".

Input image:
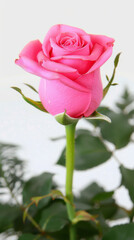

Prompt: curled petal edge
[{"left": 15, "top": 57, "right": 88, "bottom": 93}]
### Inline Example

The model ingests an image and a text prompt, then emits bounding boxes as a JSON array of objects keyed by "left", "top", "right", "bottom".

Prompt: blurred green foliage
[{"left": 0, "top": 88, "right": 134, "bottom": 240}]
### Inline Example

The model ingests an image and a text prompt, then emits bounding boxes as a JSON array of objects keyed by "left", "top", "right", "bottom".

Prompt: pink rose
[{"left": 15, "top": 24, "right": 114, "bottom": 118}]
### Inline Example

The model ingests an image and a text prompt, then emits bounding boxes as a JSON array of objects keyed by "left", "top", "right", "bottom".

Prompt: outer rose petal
[
  {"left": 15, "top": 56, "right": 60, "bottom": 80},
  {"left": 90, "top": 34, "right": 114, "bottom": 48},
  {"left": 41, "top": 59, "right": 80, "bottom": 80},
  {"left": 57, "top": 58, "right": 93, "bottom": 74},
  {"left": 88, "top": 34, "right": 114, "bottom": 72},
  {"left": 19, "top": 40, "right": 42, "bottom": 61},
  {"left": 39, "top": 78, "right": 91, "bottom": 118},
  {"left": 76, "top": 69, "right": 103, "bottom": 117},
  {"left": 88, "top": 47, "right": 113, "bottom": 73}
]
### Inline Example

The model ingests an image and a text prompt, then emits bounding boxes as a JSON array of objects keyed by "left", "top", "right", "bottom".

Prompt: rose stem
[{"left": 65, "top": 123, "right": 77, "bottom": 240}]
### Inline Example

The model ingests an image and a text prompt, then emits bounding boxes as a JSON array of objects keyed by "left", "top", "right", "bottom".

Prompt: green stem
[{"left": 65, "top": 123, "right": 77, "bottom": 240}]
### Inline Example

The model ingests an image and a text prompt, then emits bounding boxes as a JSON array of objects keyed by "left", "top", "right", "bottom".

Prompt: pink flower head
[{"left": 16, "top": 24, "right": 114, "bottom": 118}]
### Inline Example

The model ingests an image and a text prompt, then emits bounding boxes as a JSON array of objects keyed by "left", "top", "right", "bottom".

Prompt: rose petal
[
  {"left": 57, "top": 58, "right": 92, "bottom": 74},
  {"left": 19, "top": 40, "right": 42, "bottom": 61},
  {"left": 87, "top": 34, "right": 115, "bottom": 72},
  {"left": 51, "top": 40, "right": 113, "bottom": 73},
  {"left": 42, "top": 59, "right": 80, "bottom": 80},
  {"left": 39, "top": 78, "right": 91, "bottom": 118},
  {"left": 88, "top": 47, "right": 113, "bottom": 73},
  {"left": 90, "top": 34, "right": 114, "bottom": 48},
  {"left": 50, "top": 43, "right": 103, "bottom": 61},
  {"left": 50, "top": 37, "right": 90, "bottom": 57},
  {"left": 15, "top": 56, "right": 88, "bottom": 93},
  {"left": 75, "top": 69, "right": 103, "bottom": 116},
  {"left": 15, "top": 56, "right": 60, "bottom": 80},
  {"left": 42, "top": 24, "right": 89, "bottom": 57},
  {"left": 59, "top": 24, "right": 88, "bottom": 35}
]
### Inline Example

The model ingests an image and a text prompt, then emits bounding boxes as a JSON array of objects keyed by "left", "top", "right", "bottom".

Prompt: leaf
[
  {"left": 55, "top": 112, "right": 78, "bottom": 125},
  {"left": 99, "top": 198, "right": 118, "bottom": 219},
  {"left": 24, "top": 83, "right": 38, "bottom": 93},
  {"left": 0, "top": 204, "right": 20, "bottom": 232},
  {"left": 11, "top": 87, "right": 48, "bottom": 112},
  {"left": 39, "top": 201, "right": 68, "bottom": 232},
  {"left": 72, "top": 210, "right": 98, "bottom": 224},
  {"left": 18, "top": 233, "right": 43, "bottom": 240},
  {"left": 85, "top": 111, "right": 111, "bottom": 123},
  {"left": 114, "top": 52, "right": 121, "bottom": 68},
  {"left": 111, "top": 83, "right": 118, "bottom": 86},
  {"left": 116, "top": 88, "right": 134, "bottom": 112},
  {"left": 111, "top": 207, "right": 129, "bottom": 220},
  {"left": 76, "top": 221, "right": 99, "bottom": 239},
  {"left": 106, "top": 75, "right": 109, "bottom": 82},
  {"left": 102, "top": 223, "right": 134, "bottom": 240},
  {"left": 23, "top": 172, "right": 53, "bottom": 208},
  {"left": 120, "top": 165, "right": 134, "bottom": 203},
  {"left": 101, "top": 112, "right": 133, "bottom": 149},
  {"left": 103, "top": 53, "right": 121, "bottom": 99},
  {"left": 80, "top": 182, "right": 104, "bottom": 203},
  {"left": 57, "top": 130, "right": 112, "bottom": 170},
  {"left": 91, "top": 107, "right": 133, "bottom": 149},
  {"left": 79, "top": 183, "right": 117, "bottom": 219},
  {"left": 91, "top": 191, "right": 114, "bottom": 202}
]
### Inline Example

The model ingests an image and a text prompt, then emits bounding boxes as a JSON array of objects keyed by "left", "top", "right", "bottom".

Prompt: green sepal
[
  {"left": 31, "top": 189, "right": 71, "bottom": 206},
  {"left": 85, "top": 111, "right": 111, "bottom": 123},
  {"left": 11, "top": 87, "right": 48, "bottom": 113},
  {"left": 55, "top": 111, "right": 78, "bottom": 125},
  {"left": 72, "top": 210, "right": 98, "bottom": 225},
  {"left": 103, "top": 52, "right": 121, "bottom": 99},
  {"left": 24, "top": 83, "right": 38, "bottom": 93}
]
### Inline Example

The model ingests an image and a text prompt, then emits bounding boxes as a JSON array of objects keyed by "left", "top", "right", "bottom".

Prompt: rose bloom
[{"left": 16, "top": 24, "right": 114, "bottom": 118}]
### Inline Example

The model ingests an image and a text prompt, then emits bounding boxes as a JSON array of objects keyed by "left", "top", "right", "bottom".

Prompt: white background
[{"left": 0, "top": 0, "right": 134, "bottom": 233}]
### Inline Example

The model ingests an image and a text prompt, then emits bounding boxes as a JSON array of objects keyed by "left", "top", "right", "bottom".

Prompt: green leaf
[
  {"left": 23, "top": 172, "right": 53, "bottom": 208},
  {"left": 11, "top": 87, "right": 48, "bottom": 112},
  {"left": 114, "top": 52, "right": 121, "bottom": 68},
  {"left": 76, "top": 221, "right": 99, "bottom": 239},
  {"left": 55, "top": 112, "right": 78, "bottom": 125},
  {"left": 103, "top": 53, "right": 121, "bottom": 99},
  {"left": 99, "top": 198, "right": 118, "bottom": 219},
  {"left": 111, "top": 207, "right": 129, "bottom": 220},
  {"left": 91, "top": 191, "right": 114, "bottom": 202},
  {"left": 103, "top": 112, "right": 133, "bottom": 149},
  {"left": 39, "top": 201, "right": 68, "bottom": 232},
  {"left": 116, "top": 88, "right": 134, "bottom": 112},
  {"left": 111, "top": 83, "right": 118, "bottom": 86},
  {"left": 102, "top": 223, "right": 134, "bottom": 240},
  {"left": 85, "top": 111, "right": 111, "bottom": 123},
  {"left": 57, "top": 130, "right": 112, "bottom": 170},
  {"left": 120, "top": 165, "right": 134, "bottom": 203},
  {"left": 106, "top": 75, "right": 109, "bottom": 82},
  {"left": 0, "top": 204, "right": 20, "bottom": 232},
  {"left": 93, "top": 108, "right": 133, "bottom": 149},
  {"left": 80, "top": 182, "right": 104, "bottom": 203},
  {"left": 18, "top": 233, "right": 43, "bottom": 240},
  {"left": 79, "top": 183, "right": 117, "bottom": 220},
  {"left": 24, "top": 83, "right": 38, "bottom": 93}
]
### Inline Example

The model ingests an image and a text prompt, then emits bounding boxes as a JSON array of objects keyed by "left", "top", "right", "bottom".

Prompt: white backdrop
[{"left": 0, "top": 0, "right": 134, "bottom": 225}]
